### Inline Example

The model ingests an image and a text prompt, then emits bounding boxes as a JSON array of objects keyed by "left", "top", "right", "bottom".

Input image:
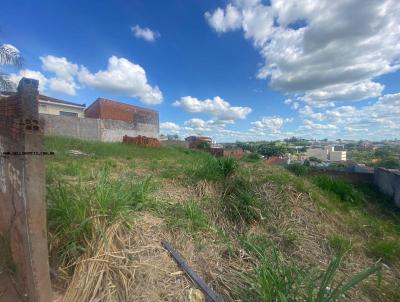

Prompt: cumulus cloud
[
  {"left": 206, "top": 0, "right": 400, "bottom": 105},
  {"left": 78, "top": 56, "right": 163, "bottom": 105},
  {"left": 251, "top": 116, "right": 293, "bottom": 133},
  {"left": 173, "top": 96, "right": 251, "bottom": 121},
  {"left": 160, "top": 122, "right": 180, "bottom": 131},
  {"left": 205, "top": 4, "right": 242, "bottom": 33},
  {"left": 9, "top": 55, "right": 162, "bottom": 102},
  {"left": 40, "top": 55, "right": 78, "bottom": 80},
  {"left": 39, "top": 55, "right": 79, "bottom": 95},
  {"left": 131, "top": 25, "right": 159, "bottom": 42},
  {"left": 297, "top": 92, "right": 400, "bottom": 139}
]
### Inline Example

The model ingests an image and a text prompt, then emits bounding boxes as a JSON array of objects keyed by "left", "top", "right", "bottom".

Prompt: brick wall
[{"left": 85, "top": 98, "right": 159, "bottom": 128}]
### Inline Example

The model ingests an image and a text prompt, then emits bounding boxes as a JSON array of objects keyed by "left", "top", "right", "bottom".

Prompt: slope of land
[{"left": 44, "top": 137, "right": 400, "bottom": 302}]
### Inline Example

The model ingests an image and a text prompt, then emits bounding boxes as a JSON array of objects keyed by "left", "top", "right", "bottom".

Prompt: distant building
[
  {"left": 306, "top": 145, "right": 346, "bottom": 162},
  {"left": 85, "top": 98, "right": 158, "bottom": 126},
  {"left": 38, "top": 94, "right": 85, "bottom": 117},
  {"left": 185, "top": 136, "right": 212, "bottom": 149}
]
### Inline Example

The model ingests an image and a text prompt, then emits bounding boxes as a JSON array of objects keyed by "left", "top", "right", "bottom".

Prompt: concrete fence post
[{"left": 0, "top": 78, "right": 52, "bottom": 301}]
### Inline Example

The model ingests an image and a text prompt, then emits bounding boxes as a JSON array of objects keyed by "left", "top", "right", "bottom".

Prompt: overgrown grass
[
  {"left": 167, "top": 202, "right": 211, "bottom": 234},
  {"left": 328, "top": 234, "right": 352, "bottom": 255},
  {"left": 47, "top": 168, "right": 153, "bottom": 266},
  {"left": 189, "top": 156, "right": 238, "bottom": 182},
  {"left": 313, "top": 176, "right": 363, "bottom": 206},
  {"left": 240, "top": 241, "right": 381, "bottom": 302},
  {"left": 44, "top": 137, "right": 398, "bottom": 301},
  {"left": 286, "top": 163, "right": 310, "bottom": 176},
  {"left": 367, "top": 239, "right": 400, "bottom": 263},
  {"left": 221, "top": 175, "right": 260, "bottom": 224}
]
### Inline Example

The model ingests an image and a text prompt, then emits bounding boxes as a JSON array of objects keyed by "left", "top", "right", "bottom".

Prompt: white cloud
[
  {"left": 300, "top": 81, "right": 384, "bottom": 106},
  {"left": 206, "top": 0, "right": 400, "bottom": 105},
  {"left": 160, "top": 122, "right": 180, "bottom": 131},
  {"left": 39, "top": 55, "right": 80, "bottom": 95},
  {"left": 251, "top": 116, "right": 292, "bottom": 133},
  {"left": 40, "top": 55, "right": 78, "bottom": 80},
  {"left": 48, "top": 78, "right": 77, "bottom": 96},
  {"left": 173, "top": 96, "right": 251, "bottom": 121},
  {"left": 297, "top": 92, "right": 400, "bottom": 139},
  {"left": 131, "top": 25, "right": 159, "bottom": 42},
  {"left": 78, "top": 56, "right": 163, "bottom": 105},
  {"left": 9, "top": 69, "right": 48, "bottom": 93},
  {"left": 205, "top": 4, "right": 242, "bottom": 33}
]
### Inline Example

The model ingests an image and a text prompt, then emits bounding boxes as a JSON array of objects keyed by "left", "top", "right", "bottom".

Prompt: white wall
[{"left": 39, "top": 102, "right": 85, "bottom": 117}]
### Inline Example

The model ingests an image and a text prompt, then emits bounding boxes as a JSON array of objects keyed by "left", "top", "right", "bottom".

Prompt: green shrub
[
  {"left": 242, "top": 153, "right": 260, "bottom": 163},
  {"left": 286, "top": 163, "right": 310, "bottom": 176},
  {"left": 313, "top": 176, "right": 363, "bottom": 205}
]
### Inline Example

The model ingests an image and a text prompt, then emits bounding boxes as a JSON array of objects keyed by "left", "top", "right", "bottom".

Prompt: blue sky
[{"left": 1, "top": 0, "right": 400, "bottom": 142}]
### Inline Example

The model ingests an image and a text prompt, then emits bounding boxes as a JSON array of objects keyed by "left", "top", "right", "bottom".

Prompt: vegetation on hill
[
  {"left": 45, "top": 137, "right": 400, "bottom": 301},
  {"left": 348, "top": 145, "right": 400, "bottom": 169}
]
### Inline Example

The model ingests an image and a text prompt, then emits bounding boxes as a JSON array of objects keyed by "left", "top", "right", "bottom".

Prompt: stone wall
[
  {"left": 0, "top": 78, "right": 52, "bottom": 301},
  {"left": 374, "top": 168, "right": 400, "bottom": 207},
  {"left": 40, "top": 113, "right": 159, "bottom": 142}
]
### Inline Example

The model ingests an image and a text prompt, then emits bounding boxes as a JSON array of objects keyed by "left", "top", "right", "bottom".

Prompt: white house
[
  {"left": 306, "top": 145, "right": 346, "bottom": 162},
  {"left": 38, "top": 94, "right": 86, "bottom": 117}
]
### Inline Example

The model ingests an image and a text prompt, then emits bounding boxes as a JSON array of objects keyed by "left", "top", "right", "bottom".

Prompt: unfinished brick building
[{"left": 85, "top": 98, "right": 159, "bottom": 127}]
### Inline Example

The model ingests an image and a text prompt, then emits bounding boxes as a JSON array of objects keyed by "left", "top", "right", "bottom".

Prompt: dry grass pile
[{"left": 60, "top": 214, "right": 230, "bottom": 302}]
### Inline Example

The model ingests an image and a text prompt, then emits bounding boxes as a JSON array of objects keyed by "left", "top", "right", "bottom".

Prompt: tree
[
  {"left": 0, "top": 43, "right": 22, "bottom": 91},
  {"left": 257, "top": 143, "right": 287, "bottom": 157}
]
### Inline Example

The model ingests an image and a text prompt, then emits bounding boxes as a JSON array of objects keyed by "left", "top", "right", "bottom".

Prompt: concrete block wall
[
  {"left": 374, "top": 168, "right": 400, "bottom": 207},
  {"left": 40, "top": 113, "right": 159, "bottom": 142}
]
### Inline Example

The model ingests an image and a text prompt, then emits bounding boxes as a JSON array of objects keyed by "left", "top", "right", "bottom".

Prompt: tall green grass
[
  {"left": 189, "top": 156, "right": 238, "bottom": 181},
  {"left": 221, "top": 175, "right": 260, "bottom": 224},
  {"left": 47, "top": 168, "right": 153, "bottom": 265},
  {"left": 241, "top": 242, "right": 381, "bottom": 302},
  {"left": 313, "top": 176, "right": 363, "bottom": 205}
]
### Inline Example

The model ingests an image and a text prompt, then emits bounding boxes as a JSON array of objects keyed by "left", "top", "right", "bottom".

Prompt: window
[{"left": 59, "top": 111, "right": 78, "bottom": 117}]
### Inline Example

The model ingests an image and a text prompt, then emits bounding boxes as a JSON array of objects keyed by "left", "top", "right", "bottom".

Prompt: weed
[
  {"left": 64, "top": 160, "right": 82, "bottom": 176},
  {"left": 286, "top": 163, "right": 310, "bottom": 176},
  {"left": 190, "top": 156, "right": 238, "bottom": 182},
  {"left": 221, "top": 175, "right": 260, "bottom": 224},
  {"left": 47, "top": 170, "right": 153, "bottom": 266},
  {"left": 242, "top": 153, "right": 260, "bottom": 163},
  {"left": 367, "top": 239, "right": 400, "bottom": 263},
  {"left": 328, "top": 234, "right": 352, "bottom": 255},
  {"left": 313, "top": 176, "right": 363, "bottom": 205},
  {"left": 240, "top": 242, "right": 380, "bottom": 302},
  {"left": 168, "top": 202, "right": 210, "bottom": 234}
]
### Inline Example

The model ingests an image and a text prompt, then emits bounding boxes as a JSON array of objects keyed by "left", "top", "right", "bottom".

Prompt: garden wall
[
  {"left": 41, "top": 113, "right": 159, "bottom": 142},
  {"left": 374, "top": 168, "right": 400, "bottom": 207}
]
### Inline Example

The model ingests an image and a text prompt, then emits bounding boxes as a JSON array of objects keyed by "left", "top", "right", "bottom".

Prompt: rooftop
[{"left": 39, "top": 94, "right": 86, "bottom": 108}]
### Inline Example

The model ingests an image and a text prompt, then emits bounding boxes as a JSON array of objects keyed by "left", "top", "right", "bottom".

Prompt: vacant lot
[{"left": 45, "top": 137, "right": 400, "bottom": 302}]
